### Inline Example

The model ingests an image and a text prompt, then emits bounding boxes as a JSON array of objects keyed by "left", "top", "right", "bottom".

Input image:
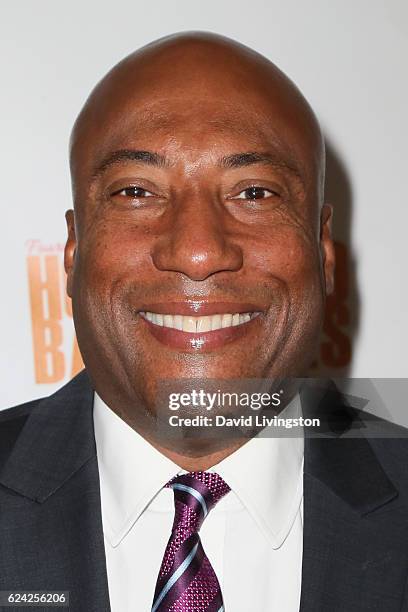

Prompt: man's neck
[{"left": 144, "top": 437, "right": 249, "bottom": 471}]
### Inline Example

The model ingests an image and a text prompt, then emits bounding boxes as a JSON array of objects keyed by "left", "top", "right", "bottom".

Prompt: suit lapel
[
  {"left": 300, "top": 383, "right": 406, "bottom": 611},
  {"left": 0, "top": 370, "right": 110, "bottom": 612}
]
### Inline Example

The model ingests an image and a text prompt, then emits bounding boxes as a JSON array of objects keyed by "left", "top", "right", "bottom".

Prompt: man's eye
[
  {"left": 235, "top": 186, "right": 278, "bottom": 200},
  {"left": 112, "top": 186, "right": 154, "bottom": 198}
]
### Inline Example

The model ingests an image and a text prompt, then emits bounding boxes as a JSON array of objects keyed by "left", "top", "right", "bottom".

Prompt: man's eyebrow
[
  {"left": 92, "top": 149, "right": 168, "bottom": 178},
  {"left": 219, "top": 151, "right": 302, "bottom": 176}
]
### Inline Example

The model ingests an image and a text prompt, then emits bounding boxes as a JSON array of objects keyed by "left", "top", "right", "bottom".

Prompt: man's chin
[{"left": 153, "top": 436, "right": 241, "bottom": 458}]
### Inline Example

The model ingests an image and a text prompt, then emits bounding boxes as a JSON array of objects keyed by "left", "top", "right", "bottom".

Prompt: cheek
[
  {"left": 247, "top": 223, "right": 320, "bottom": 289},
  {"left": 71, "top": 221, "right": 155, "bottom": 336},
  {"left": 247, "top": 223, "right": 325, "bottom": 344},
  {"left": 76, "top": 220, "right": 153, "bottom": 286},
  {"left": 249, "top": 225, "right": 324, "bottom": 368}
]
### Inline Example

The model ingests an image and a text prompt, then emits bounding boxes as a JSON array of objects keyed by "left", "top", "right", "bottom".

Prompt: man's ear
[
  {"left": 320, "top": 203, "right": 336, "bottom": 295},
  {"left": 64, "top": 209, "right": 77, "bottom": 298}
]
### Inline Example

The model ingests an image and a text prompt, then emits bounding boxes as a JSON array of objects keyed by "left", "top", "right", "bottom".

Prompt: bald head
[{"left": 69, "top": 31, "right": 325, "bottom": 210}]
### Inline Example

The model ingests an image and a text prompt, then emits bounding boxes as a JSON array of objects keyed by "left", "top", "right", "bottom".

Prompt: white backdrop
[{"left": 1, "top": 0, "right": 407, "bottom": 409}]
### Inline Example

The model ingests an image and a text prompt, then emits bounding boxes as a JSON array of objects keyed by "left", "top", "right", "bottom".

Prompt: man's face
[{"left": 66, "top": 46, "right": 334, "bottom": 424}]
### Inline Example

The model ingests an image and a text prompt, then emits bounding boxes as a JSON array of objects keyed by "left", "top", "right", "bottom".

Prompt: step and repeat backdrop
[{"left": 1, "top": 1, "right": 407, "bottom": 409}]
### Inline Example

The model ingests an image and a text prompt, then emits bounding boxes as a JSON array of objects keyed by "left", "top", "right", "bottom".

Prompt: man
[{"left": 1, "top": 31, "right": 408, "bottom": 612}]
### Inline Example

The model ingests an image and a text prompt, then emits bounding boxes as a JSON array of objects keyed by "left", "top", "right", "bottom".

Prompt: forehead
[
  {"left": 71, "top": 60, "right": 322, "bottom": 188},
  {"left": 99, "top": 106, "right": 300, "bottom": 170}
]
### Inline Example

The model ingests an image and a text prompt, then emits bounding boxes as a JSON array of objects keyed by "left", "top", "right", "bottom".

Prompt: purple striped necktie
[{"left": 151, "top": 471, "right": 231, "bottom": 612}]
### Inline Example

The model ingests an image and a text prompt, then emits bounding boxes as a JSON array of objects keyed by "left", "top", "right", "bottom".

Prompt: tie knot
[{"left": 166, "top": 471, "right": 230, "bottom": 532}]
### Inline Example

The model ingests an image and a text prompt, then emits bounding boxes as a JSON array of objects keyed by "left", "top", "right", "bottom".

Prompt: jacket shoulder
[
  {"left": 0, "top": 371, "right": 92, "bottom": 475},
  {"left": 346, "top": 408, "right": 408, "bottom": 508},
  {"left": 0, "top": 397, "right": 44, "bottom": 422},
  {"left": 364, "top": 413, "right": 408, "bottom": 492},
  {"left": 0, "top": 398, "right": 45, "bottom": 470}
]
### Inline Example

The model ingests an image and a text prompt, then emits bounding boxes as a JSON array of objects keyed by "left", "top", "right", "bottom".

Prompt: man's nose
[{"left": 151, "top": 195, "right": 243, "bottom": 281}]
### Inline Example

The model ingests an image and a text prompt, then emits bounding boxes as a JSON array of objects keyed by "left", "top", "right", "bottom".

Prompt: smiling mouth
[{"left": 139, "top": 311, "right": 261, "bottom": 332}]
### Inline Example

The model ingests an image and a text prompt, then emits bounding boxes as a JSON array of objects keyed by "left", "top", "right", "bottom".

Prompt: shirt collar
[
  {"left": 93, "top": 393, "right": 181, "bottom": 547},
  {"left": 93, "top": 392, "right": 303, "bottom": 550},
  {"left": 210, "top": 395, "right": 304, "bottom": 548}
]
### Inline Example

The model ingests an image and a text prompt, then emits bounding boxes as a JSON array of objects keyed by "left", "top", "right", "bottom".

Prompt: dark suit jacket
[{"left": 1, "top": 370, "right": 408, "bottom": 611}]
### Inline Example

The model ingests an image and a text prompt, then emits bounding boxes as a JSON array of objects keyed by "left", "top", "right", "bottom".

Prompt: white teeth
[
  {"left": 163, "top": 314, "right": 173, "bottom": 328},
  {"left": 155, "top": 313, "right": 163, "bottom": 326},
  {"left": 211, "top": 314, "right": 222, "bottom": 331},
  {"left": 240, "top": 313, "right": 250, "bottom": 324},
  {"left": 140, "top": 311, "right": 259, "bottom": 332},
  {"left": 183, "top": 317, "right": 196, "bottom": 333},
  {"left": 173, "top": 314, "right": 183, "bottom": 330},
  {"left": 197, "top": 316, "right": 211, "bottom": 333},
  {"left": 221, "top": 314, "right": 232, "bottom": 328}
]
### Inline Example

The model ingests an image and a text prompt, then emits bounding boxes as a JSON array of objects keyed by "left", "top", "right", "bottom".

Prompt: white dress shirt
[{"left": 93, "top": 393, "right": 304, "bottom": 612}]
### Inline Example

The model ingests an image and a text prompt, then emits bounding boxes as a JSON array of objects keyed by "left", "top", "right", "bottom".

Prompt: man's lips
[{"left": 136, "top": 301, "right": 265, "bottom": 351}]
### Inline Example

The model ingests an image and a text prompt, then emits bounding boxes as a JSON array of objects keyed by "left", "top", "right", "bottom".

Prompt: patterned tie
[{"left": 151, "top": 471, "right": 231, "bottom": 612}]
